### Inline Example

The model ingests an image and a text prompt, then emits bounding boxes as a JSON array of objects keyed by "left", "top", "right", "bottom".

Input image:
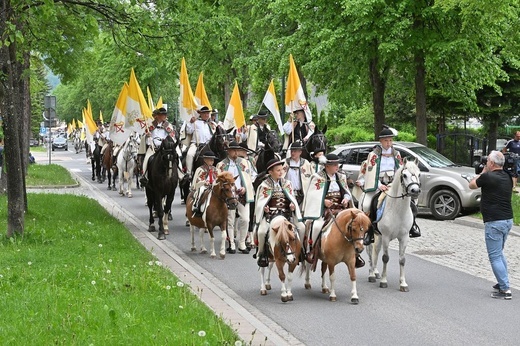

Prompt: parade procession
[{"left": 60, "top": 54, "right": 434, "bottom": 308}]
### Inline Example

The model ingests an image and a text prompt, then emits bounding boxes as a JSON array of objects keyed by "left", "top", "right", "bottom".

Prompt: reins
[{"left": 331, "top": 212, "right": 365, "bottom": 243}]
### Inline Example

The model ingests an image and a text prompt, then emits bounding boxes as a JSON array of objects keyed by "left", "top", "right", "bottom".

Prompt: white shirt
[
  {"left": 286, "top": 159, "right": 302, "bottom": 190},
  {"left": 228, "top": 160, "right": 243, "bottom": 190},
  {"left": 186, "top": 119, "right": 213, "bottom": 144},
  {"left": 149, "top": 121, "right": 169, "bottom": 147},
  {"left": 380, "top": 147, "right": 395, "bottom": 172}
]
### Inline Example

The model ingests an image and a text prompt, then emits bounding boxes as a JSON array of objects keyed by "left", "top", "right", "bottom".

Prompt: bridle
[
  {"left": 306, "top": 133, "right": 326, "bottom": 154},
  {"left": 278, "top": 225, "right": 299, "bottom": 263},
  {"left": 384, "top": 167, "right": 420, "bottom": 199},
  {"left": 334, "top": 214, "right": 365, "bottom": 243},
  {"left": 213, "top": 180, "right": 238, "bottom": 209}
]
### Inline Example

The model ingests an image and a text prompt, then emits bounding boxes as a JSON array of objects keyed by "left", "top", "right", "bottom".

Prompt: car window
[
  {"left": 336, "top": 148, "right": 351, "bottom": 162},
  {"left": 349, "top": 147, "right": 371, "bottom": 165},
  {"left": 407, "top": 146, "right": 457, "bottom": 168}
]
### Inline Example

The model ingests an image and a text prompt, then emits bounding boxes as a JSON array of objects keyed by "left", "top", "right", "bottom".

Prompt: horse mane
[
  {"left": 217, "top": 171, "right": 235, "bottom": 185},
  {"left": 350, "top": 210, "right": 372, "bottom": 233},
  {"left": 274, "top": 220, "right": 294, "bottom": 245}
]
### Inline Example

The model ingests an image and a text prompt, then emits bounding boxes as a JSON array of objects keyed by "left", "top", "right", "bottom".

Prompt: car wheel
[
  {"left": 52, "top": 147, "right": 55, "bottom": 151},
  {"left": 65, "top": 146, "right": 68, "bottom": 150},
  {"left": 429, "top": 189, "right": 461, "bottom": 220}
]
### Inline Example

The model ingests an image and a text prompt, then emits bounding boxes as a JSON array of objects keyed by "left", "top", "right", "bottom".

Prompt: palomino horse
[
  {"left": 117, "top": 135, "right": 139, "bottom": 198},
  {"left": 318, "top": 209, "right": 371, "bottom": 303},
  {"left": 186, "top": 172, "right": 238, "bottom": 259},
  {"left": 259, "top": 216, "right": 302, "bottom": 303},
  {"left": 367, "top": 158, "right": 421, "bottom": 291},
  {"left": 145, "top": 136, "right": 180, "bottom": 240},
  {"left": 101, "top": 140, "right": 117, "bottom": 191},
  {"left": 179, "top": 125, "right": 231, "bottom": 204}
]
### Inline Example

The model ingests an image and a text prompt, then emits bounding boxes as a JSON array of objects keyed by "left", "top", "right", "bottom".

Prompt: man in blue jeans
[{"left": 469, "top": 150, "right": 514, "bottom": 299}]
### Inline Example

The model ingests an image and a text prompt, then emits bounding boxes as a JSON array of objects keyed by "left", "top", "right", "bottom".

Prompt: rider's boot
[
  {"left": 409, "top": 201, "right": 421, "bottom": 238},
  {"left": 139, "top": 173, "right": 148, "bottom": 187},
  {"left": 355, "top": 255, "right": 365, "bottom": 268},
  {"left": 363, "top": 226, "right": 375, "bottom": 246}
]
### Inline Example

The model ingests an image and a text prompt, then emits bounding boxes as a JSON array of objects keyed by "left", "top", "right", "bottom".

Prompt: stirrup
[
  {"left": 355, "top": 255, "right": 365, "bottom": 268},
  {"left": 409, "top": 223, "right": 421, "bottom": 238}
]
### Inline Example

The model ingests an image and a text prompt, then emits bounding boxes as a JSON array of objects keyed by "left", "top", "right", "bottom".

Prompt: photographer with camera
[
  {"left": 469, "top": 150, "right": 514, "bottom": 299},
  {"left": 502, "top": 131, "right": 520, "bottom": 193}
]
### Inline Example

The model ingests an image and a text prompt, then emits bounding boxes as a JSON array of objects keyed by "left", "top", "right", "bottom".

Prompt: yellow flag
[
  {"left": 146, "top": 86, "right": 155, "bottom": 112},
  {"left": 67, "top": 123, "right": 72, "bottom": 135},
  {"left": 195, "top": 72, "right": 212, "bottom": 109},
  {"left": 285, "top": 54, "right": 312, "bottom": 121},
  {"left": 109, "top": 82, "right": 131, "bottom": 145},
  {"left": 99, "top": 110, "right": 104, "bottom": 123},
  {"left": 156, "top": 96, "right": 164, "bottom": 109},
  {"left": 127, "top": 68, "right": 152, "bottom": 133},
  {"left": 87, "top": 99, "right": 93, "bottom": 120},
  {"left": 262, "top": 80, "right": 284, "bottom": 134},
  {"left": 223, "top": 81, "right": 245, "bottom": 130},
  {"left": 71, "top": 119, "right": 76, "bottom": 130},
  {"left": 84, "top": 105, "right": 97, "bottom": 139},
  {"left": 179, "top": 58, "right": 198, "bottom": 122},
  {"left": 77, "top": 118, "right": 83, "bottom": 129}
]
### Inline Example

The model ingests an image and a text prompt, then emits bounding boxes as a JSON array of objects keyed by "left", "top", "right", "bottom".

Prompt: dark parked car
[
  {"left": 331, "top": 141, "right": 481, "bottom": 220},
  {"left": 52, "top": 136, "right": 68, "bottom": 151}
]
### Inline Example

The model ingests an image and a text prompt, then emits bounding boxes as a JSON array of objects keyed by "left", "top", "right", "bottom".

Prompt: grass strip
[
  {"left": 0, "top": 194, "right": 240, "bottom": 345},
  {"left": 26, "top": 164, "right": 77, "bottom": 186}
]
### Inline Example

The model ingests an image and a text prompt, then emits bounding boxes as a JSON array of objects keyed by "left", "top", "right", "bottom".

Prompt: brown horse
[
  {"left": 187, "top": 172, "right": 238, "bottom": 259},
  {"left": 318, "top": 208, "right": 371, "bottom": 303},
  {"left": 259, "top": 216, "right": 302, "bottom": 302},
  {"left": 101, "top": 140, "right": 116, "bottom": 191}
]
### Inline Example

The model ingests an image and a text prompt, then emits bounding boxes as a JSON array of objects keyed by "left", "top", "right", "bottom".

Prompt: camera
[
  {"left": 474, "top": 153, "right": 519, "bottom": 176},
  {"left": 474, "top": 156, "right": 487, "bottom": 174}
]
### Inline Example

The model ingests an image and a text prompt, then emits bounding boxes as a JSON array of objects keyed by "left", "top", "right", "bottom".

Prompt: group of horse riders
[{"left": 97, "top": 102, "right": 422, "bottom": 270}]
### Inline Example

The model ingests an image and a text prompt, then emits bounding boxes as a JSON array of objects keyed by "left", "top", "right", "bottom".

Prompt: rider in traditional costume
[
  {"left": 309, "top": 148, "right": 326, "bottom": 173},
  {"left": 216, "top": 141, "right": 255, "bottom": 254},
  {"left": 139, "top": 107, "right": 176, "bottom": 186},
  {"left": 93, "top": 120, "right": 107, "bottom": 155},
  {"left": 191, "top": 151, "right": 218, "bottom": 215},
  {"left": 302, "top": 154, "right": 364, "bottom": 267},
  {"left": 354, "top": 126, "right": 421, "bottom": 245},
  {"left": 282, "top": 141, "right": 312, "bottom": 207},
  {"left": 254, "top": 159, "right": 303, "bottom": 267},
  {"left": 282, "top": 106, "right": 316, "bottom": 154},
  {"left": 247, "top": 110, "right": 271, "bottom": 151},
  {"left": 185, "top": 106, "right": 214, "bottom": 177}
]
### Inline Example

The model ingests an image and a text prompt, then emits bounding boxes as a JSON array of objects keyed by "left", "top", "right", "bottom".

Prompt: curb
[{"left": 451, "top": 215, "right": 520, "bottom": 237}]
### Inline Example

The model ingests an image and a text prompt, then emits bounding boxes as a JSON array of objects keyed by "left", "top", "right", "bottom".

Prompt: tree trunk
[
  {"left": 415, "top": 52, "right": 427, "bottom": 145},
  {"left": 22, "top": 52, "right": 31, "bottom": 211},
  {"left": 487, "top": 115, "right": 499, "bottom": 152},
  {"left": 369, "top": 51, "right": 386, "bottom": 140},
  {"left": 0, "top": 5, "right": 26, "bottom": 236}
]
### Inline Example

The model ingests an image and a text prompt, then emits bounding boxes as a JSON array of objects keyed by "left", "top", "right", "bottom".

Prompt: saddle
[{"left": 196, "top": 188, "right": 212, "bottom": 215}]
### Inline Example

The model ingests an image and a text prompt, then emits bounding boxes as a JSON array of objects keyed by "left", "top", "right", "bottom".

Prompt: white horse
[
  {"left": 367, "top": 157, "right": 421, "bottom": 292},
  {"left": 73, "top": 129, "right": 83, "bottom": 154},
  {"left": 117, "top": 135, "right": 139, "bottom": 198}
]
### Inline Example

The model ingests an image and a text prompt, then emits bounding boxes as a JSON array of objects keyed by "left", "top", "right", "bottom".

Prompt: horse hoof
[
  {"left": 219, "top": 254, "right": 225, "bottom": 259},
  {"left": 329, "top": 296, "right": 337, "bottom": 302},
  {"left": 400, "top": 286, "right": 409, "bottom": 292},
  {"left": 261, "top": 290, "right": 267, "bottom": 296},
  {"left": 227, "top": 249, "right": 236, "bottom": 254},
  {"left": 304, "top": 284, "right": 312, "bottom": 290},
  {"left": 191, "top": 247, "right": 196, "bottom": 252},
  {"left": 265, "top": 284, "right": 271, "bottom": 291},
  {"left": 368, "top": 276, "right": 377, "bottom": 283},
  {"left": 322, "top": 288, "right": 330, "bottom": 294},
  {"left": 210, "top": 254, "right": 216, "bottom": 259},
  {"left": 185, "top": 221, "right": 190, "bottom": 227},
  {"left": 281, "top": 296, "right": 289, "bottom": 303},
  {"left": 288, "top": 295, "right": 293, "bottom": 301},
  {"left": 157, "top": 233, "right": 166, "bottom": 240},
  {"left": 112, "top": 187, "right": 117, "bottom": 191},
  {"left": 375, "top": 273, "right": 381, "bottom": 279},
  {"left": 119, "top": 192, "right": 124, "bottom": 196},
  {"left": 168, "top": 214, "right": 173, "bottom": 221},
  {"left": 164, "top": 230, "right": 169, "bottom": 235},
  {"left": 107, "top": 186, "right": 112, "bottom": 190},
  {"left": 127, "top": 194, "right": 132, "bottom": 198},
  {"left": 351, "top": 298, "right": 359, "bottom": 304},
  {"left": 200, "top": 250, "right": 208, "bottom": 254},
  {"left": 380, "top": 282, "right": 388, "bottom": 288}
]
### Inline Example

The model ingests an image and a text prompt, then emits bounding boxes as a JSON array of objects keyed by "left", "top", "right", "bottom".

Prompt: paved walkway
[{"left": 29, "top": 152, "right": 520, "bottom": 345}]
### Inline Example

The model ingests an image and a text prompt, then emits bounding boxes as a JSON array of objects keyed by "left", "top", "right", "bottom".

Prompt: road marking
[{"left": 70, "top": 168, "right": 82, "bottom": 172}]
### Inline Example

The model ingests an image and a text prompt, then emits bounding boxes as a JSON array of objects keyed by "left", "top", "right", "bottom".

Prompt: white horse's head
[{"left": 398, "top": 157, "right": 421, "bottom": 198}]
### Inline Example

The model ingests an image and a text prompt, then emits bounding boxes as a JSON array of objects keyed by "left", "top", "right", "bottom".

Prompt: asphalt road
[{"left": 36, "top": 147, "right": 520, "bottom": 346}]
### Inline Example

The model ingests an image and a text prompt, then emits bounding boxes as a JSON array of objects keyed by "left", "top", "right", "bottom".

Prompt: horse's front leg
[
  {"left": 218, "top": 224, "right": 227, "bottom": 259},
  {"left": 162, "top": 193, "right": 174, "bottom": 235},
  {"left": 327, "top": 264, "right": 338, "bottom": 302},
  {"left": 368, "top": 235, "right": 382, "bottom": 282},
  {"left": 286, "top": 263, "right": 297, "bottom": 301},
  {"left": 260, "top": 266, "right": 268, "bottom": 295},
  {"left": 199, "top": 228, "right": 208, "bottom": 254},
  {"left": 398, "top": 237, "right": 409, "bottom": 292},
  {"left": 265, "top": 262, "right": 273, "bottom": 291},
  {"left": 347, "top": 260, "right": 359, "bottom": 304},
  {"left": 118, "top": 169, "right": 125, "bottom": 196},
  {"left": 127, "top": 170, "right": 133, "bottom": 197},
  {"left": 379, "top": 238, "right": 391, "bottom": 288},
  {"left": 320, "top": 261, "right": 330, "bottom": 294},
  {"left": 276, "top": 261, "right": 289, "bottom": 302},
  {"left": 304, "top": 262, "right": 312, "bottom": 290},
  {"left": 147, "top": 195, "right": 156, "bottom": 233},
  {"left": 190, "top": 224, "right": 197, "bottom": 252},
  {"left": 156, "top": 195, "right": 166, "bottom": 240},
  {"left": 106, "top": 170, "right": 112, "bottom": 190}
]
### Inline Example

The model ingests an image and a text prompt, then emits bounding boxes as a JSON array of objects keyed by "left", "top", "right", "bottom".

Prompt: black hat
[
  {"left": 202, "top": 150, "right": 217, "bottom": 159},
  {"left": 249, "top": 114, "right": 258, "bottom": 121},
  {"left": 153, "top": 107, "right": 167, "bottom": 116},
  {"left": 226, "top": 141, "right": 242, "bottom": 150},
  {"left": 96, "top": 120, "right": 103, "bottom": 126},
  {"left": 197, "top": 106, "right": 211, "bottom": 114},
  {"left": 325, "top": 153, "right": 340, "bottom": 165},
  {"left": 379, "top": 127, "right": 395, "bottom": 138},
  {"left": 289, "top": 141, "right": 303, "bottom": 150},
  {"left": 257, "top": 110, "right": 269, "bottom": 119},
  {"left": 211, "top": 109, "right": 218, "bottom": 115},
  {"left": 266, "top": 159, "right": 284, "bottom": 171},
  {"left": 238, "top": 141, "right": 254, "bottom": 153},
  {"left": 292, "top": 106, "right": 305, "bottom": 113}
]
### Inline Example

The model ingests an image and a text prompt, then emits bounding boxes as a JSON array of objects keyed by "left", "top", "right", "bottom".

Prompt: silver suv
[{"left": 331, "top": 141, "right": 481, "bottom": 220}]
